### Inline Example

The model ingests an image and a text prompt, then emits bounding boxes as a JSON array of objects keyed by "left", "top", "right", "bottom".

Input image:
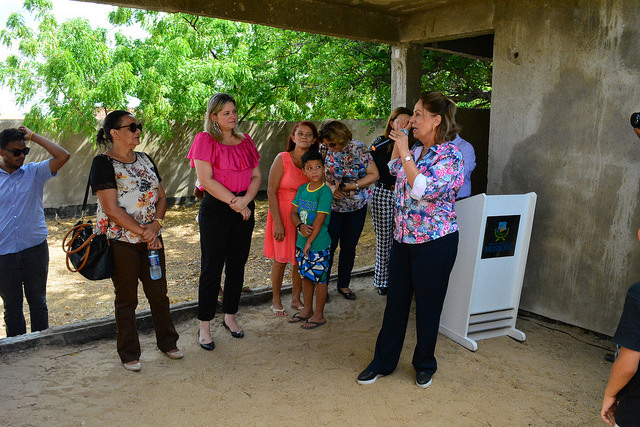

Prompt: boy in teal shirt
[{"left": 289, "top": 150, "right": 333, "bottom": 329}]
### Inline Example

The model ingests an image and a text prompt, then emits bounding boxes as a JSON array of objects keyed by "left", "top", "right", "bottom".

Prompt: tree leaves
[{"left": 0, "top": 2, "right": 491, "bottom": 142}]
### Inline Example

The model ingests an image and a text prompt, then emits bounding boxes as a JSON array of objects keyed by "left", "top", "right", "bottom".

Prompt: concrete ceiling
[
  {"left": 310, "top": 0, "right": 466, "bottom": 16},
  {"left": 77, "top": 0, "right": 495, "bottom": 45}
]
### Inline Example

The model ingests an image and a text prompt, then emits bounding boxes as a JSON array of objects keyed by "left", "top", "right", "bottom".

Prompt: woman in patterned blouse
[
  {"left": 90, "top": 110, "right": 182, "bottom": 372},
  {"left": 318, "top": 121, "right": 379, "bottom": 300},
  {"left": 357, "top": 91, "right": 464, "bottom": 389}
]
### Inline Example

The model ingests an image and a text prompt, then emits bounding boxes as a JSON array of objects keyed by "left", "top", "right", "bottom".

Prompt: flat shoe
[
  {"left": 338, "top": 288, "right": 356, "bottom": 300},
  {"left": 288, "top": 312, "right": 310, "bottom": 323},
  {"left": 123, "top": 361, "right": 141, "bottom": 372},
  {"left": 165, "top": 349, "right": 184, "bottom": 359},
  {"left": 198, "top": 330, "right": 215, "bottom": 351},
  {"left": 376, "top": 287, "right": 388, "bottom": 296},
  {"left": 416, "top": 371, "right": 433, "bottom": 389},
  {"left": 301, "top": 320, "right": 326, "bottom": 329},
  {"left": 222, "top": 320, "right": 244, "bottom": 338},
  {"left": 357, "top": 368, "right": 383, "bottom": 385},
  {"left": 270, "top": 305, "right": 288, "bottom": 317}
]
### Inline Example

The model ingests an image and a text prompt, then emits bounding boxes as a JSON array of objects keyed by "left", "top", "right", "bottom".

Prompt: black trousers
[
  {"left": 0, "top": 240, "right": 49, "bottom": 337},
  {"left": 327, "top": 205, "right": 368, "bottom": 290},
  {"left": 368, "top": 232, "right": 458, "bottom": 375},
  {"left": 197, "top": 192, "right": 254, "bottom": 321}
]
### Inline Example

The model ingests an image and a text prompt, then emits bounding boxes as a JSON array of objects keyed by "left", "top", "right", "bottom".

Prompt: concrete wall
[
  {"left": 489, "top": 0, "right": 640, "bottom": 335},
  {"left": 2, "top": 110, "right": 489, "bottom": 210},
  {"left": 0, "top": 119, "right": 387, "bottom": 211}
]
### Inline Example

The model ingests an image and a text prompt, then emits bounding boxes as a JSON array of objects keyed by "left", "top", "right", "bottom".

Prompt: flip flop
[
  {"left": 270, "top": 305, "right": 288, "bottom": 317},
  {"left": 301, "top": 320, "right": 326, "bottom": 330},
  {"left": 288, "top": 312, "right": 310, "bottom": 323}
]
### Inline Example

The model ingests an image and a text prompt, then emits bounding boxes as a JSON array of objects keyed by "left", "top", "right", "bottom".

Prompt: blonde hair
[
  {"left": 418, "top": 91, "right": 460, "bottom": 144},
  {"left": 204, "top": 93, "right": 244, "bottom": 140}
]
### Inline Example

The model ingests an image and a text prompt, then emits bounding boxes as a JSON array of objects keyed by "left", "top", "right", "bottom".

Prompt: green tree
[
  {"left": 422, "top": 50, "right": 492, "bottom": 108},
  {"left": 0, "top": 1, "right": 491, "bottom": 141}
]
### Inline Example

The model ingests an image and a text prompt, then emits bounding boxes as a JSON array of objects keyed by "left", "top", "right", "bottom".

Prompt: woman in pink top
[
  {"left": 187, "top": 93, "right": 261, "bottom": 349},
  {"left": 264, "top": 122, "right": 319, "bottom": 316}
]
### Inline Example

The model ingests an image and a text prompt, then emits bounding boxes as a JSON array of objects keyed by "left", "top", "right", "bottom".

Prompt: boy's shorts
[{"left": 296, "top": 247, "right": 330, "bottom": 284}]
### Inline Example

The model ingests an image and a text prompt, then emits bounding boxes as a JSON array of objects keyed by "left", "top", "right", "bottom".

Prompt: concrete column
[{"left": 391, "top": 43, "right": 423, "bottom": 110}]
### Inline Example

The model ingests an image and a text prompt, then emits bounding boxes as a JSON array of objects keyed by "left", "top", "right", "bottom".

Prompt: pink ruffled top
[{"left": 187, "top": 132, "right": 260, "bottom": 192}]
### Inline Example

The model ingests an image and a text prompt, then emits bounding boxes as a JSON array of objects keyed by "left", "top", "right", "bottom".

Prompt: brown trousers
[{"left": 111, "top": 239, "right": 179, "bottom": 363}]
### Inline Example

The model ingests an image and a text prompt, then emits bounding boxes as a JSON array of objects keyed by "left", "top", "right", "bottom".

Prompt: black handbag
[{"left": 62, "top": 177, "right": 113, "bottom": 280}]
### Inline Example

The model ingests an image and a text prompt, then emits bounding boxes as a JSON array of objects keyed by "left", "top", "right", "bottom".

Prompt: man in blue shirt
[
  {"left": 451, "top": 134, "right": 476, "bottom": 199},
  {"left": 0, "top": 126, "right": 70, "bottom": 337}
]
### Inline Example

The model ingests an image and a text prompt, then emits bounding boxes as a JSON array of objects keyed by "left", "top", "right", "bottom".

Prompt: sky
[{"left": 0, "top": 0, "right": 146, "bottom": 119}]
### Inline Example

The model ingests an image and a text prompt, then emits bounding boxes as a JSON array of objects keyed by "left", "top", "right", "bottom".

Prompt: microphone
[{"left": 371, "top": 128, "right": 409, "bottom": 151}]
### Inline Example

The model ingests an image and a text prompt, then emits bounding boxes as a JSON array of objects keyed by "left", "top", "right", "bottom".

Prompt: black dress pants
[
  {"left": 368, "top": 232, "right": 458, "bottom": 375},
  {"left": 197, "top": 192, "right": 254, "bottom": 321}
]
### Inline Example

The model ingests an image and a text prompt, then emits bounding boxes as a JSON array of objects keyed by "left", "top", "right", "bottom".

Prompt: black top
[
  {"left": 89, "top": 152, "right": 161, "bottom": 194},
  {"left": 369, "top": 135, "right": 396, "bottom": 188},
  {"left": 613, "top": 281, "right": 640, "bottom": 426}
]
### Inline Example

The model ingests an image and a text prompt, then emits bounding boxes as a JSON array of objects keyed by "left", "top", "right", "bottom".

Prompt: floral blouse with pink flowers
[
  {"left": 388, "top": 141, "right": 464, "bottom": 244},
  {"left": 89, "top": 152, "right": 162, "bottom": 243}
]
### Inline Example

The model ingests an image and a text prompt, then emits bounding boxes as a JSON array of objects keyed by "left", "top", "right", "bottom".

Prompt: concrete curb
[{"left": 0, "top": 266, "right": 374, "bottom": 353}]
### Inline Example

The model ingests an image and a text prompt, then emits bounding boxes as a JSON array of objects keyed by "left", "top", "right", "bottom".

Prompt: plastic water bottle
[{"left": 148, "top": 250, "right": 162, "bottom": 280}]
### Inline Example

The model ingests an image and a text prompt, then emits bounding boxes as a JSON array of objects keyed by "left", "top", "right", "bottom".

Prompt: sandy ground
[
  {"left": 0, "top": 274, "right": 614, "bottom": 426},
  {"left": 0, "top": 202, "right": 377, "bottom": 337}
]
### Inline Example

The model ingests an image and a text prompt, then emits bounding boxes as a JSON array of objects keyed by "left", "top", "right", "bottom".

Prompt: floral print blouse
[
  {"left": 89, "top": 152, "right": 162, "bottom": 243},
  {"left": 321, "top": 140, "right": 374, "bottom": 212},
  {"left": 388, "top": 141, "right": 464, "bottom": 244}
]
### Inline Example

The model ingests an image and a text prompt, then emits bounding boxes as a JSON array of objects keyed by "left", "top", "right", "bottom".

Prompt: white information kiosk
[{"left": 439, "top": 193, "right": 537, "bottom": 351}]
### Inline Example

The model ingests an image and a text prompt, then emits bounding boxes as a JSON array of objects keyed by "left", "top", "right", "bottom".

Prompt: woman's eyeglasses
[
  {"left": 117, "top": 123, "right": 143, "bottom": 133},
  {"left": 6, "top": 147, "right": 30, "bottom": 157}
]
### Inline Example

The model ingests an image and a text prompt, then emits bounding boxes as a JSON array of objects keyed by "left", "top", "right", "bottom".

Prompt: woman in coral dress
[{"left": 264, "top": 121, "right": 319, "bottom": 316}]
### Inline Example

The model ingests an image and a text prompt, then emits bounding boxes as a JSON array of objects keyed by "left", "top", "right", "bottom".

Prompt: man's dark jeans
[{"left": 0, "top": 240, "right": 49, "bottom": 337}]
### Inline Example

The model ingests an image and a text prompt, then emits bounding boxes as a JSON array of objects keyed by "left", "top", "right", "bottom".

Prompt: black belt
[{"left": 375, "top": 182, "right": 395, "bottom": 191}]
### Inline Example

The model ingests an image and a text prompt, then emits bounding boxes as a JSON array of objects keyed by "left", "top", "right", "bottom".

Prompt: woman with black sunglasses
[{"left": 89, "top": 110, "right": 182, "bottom": 372}]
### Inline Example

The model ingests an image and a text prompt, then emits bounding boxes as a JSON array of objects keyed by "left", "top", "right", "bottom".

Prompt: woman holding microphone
[{"left": 357, "top": 91, "right": 464, "bottom": 388}]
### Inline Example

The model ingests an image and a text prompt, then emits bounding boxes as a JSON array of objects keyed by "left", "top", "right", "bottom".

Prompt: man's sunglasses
[
  {"left": 117, "top": 123, "right": 143, "bottom": 133},
  {"left": 6, "top": 147, "right": 30, "bottom": 157}
]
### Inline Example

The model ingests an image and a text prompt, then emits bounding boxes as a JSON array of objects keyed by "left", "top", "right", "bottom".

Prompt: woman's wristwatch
[
  {"left": 155, "top": 218, "right": 165, "bottom": 228},
  {"left": 402, "top": 155, "right": 413, "bottom": 163},
  {"left": 296, "top": 222, "right": 303, "bottom": 230}
]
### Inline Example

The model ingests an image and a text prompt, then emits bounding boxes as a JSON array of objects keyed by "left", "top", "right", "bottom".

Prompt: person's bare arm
[
  {"left": 230, "top": 165, "right": 262, "bottom": 217},
  {"left": 96, "top": 189, "right": 146, "bottom": 237},
  {"left": 194, "top": 159, "right": 236, "bottom": 204},
  {"left": 601, "top": 347, "right": 640, "bottom": 426},
  {"left": 139, "top": 182, "right": 166, "bottom": 243},
  {"left": 342, "top": 162, "right": 379, "bottom": 191},
  {"left": 302, "top": 212, "right": 327, "bottom": 254},
  {"left": 266, "top": 154, "right": 286, "bottom": 241},
  {"left": 18, "top": 126, "right": 70, "bottom": 174}
]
